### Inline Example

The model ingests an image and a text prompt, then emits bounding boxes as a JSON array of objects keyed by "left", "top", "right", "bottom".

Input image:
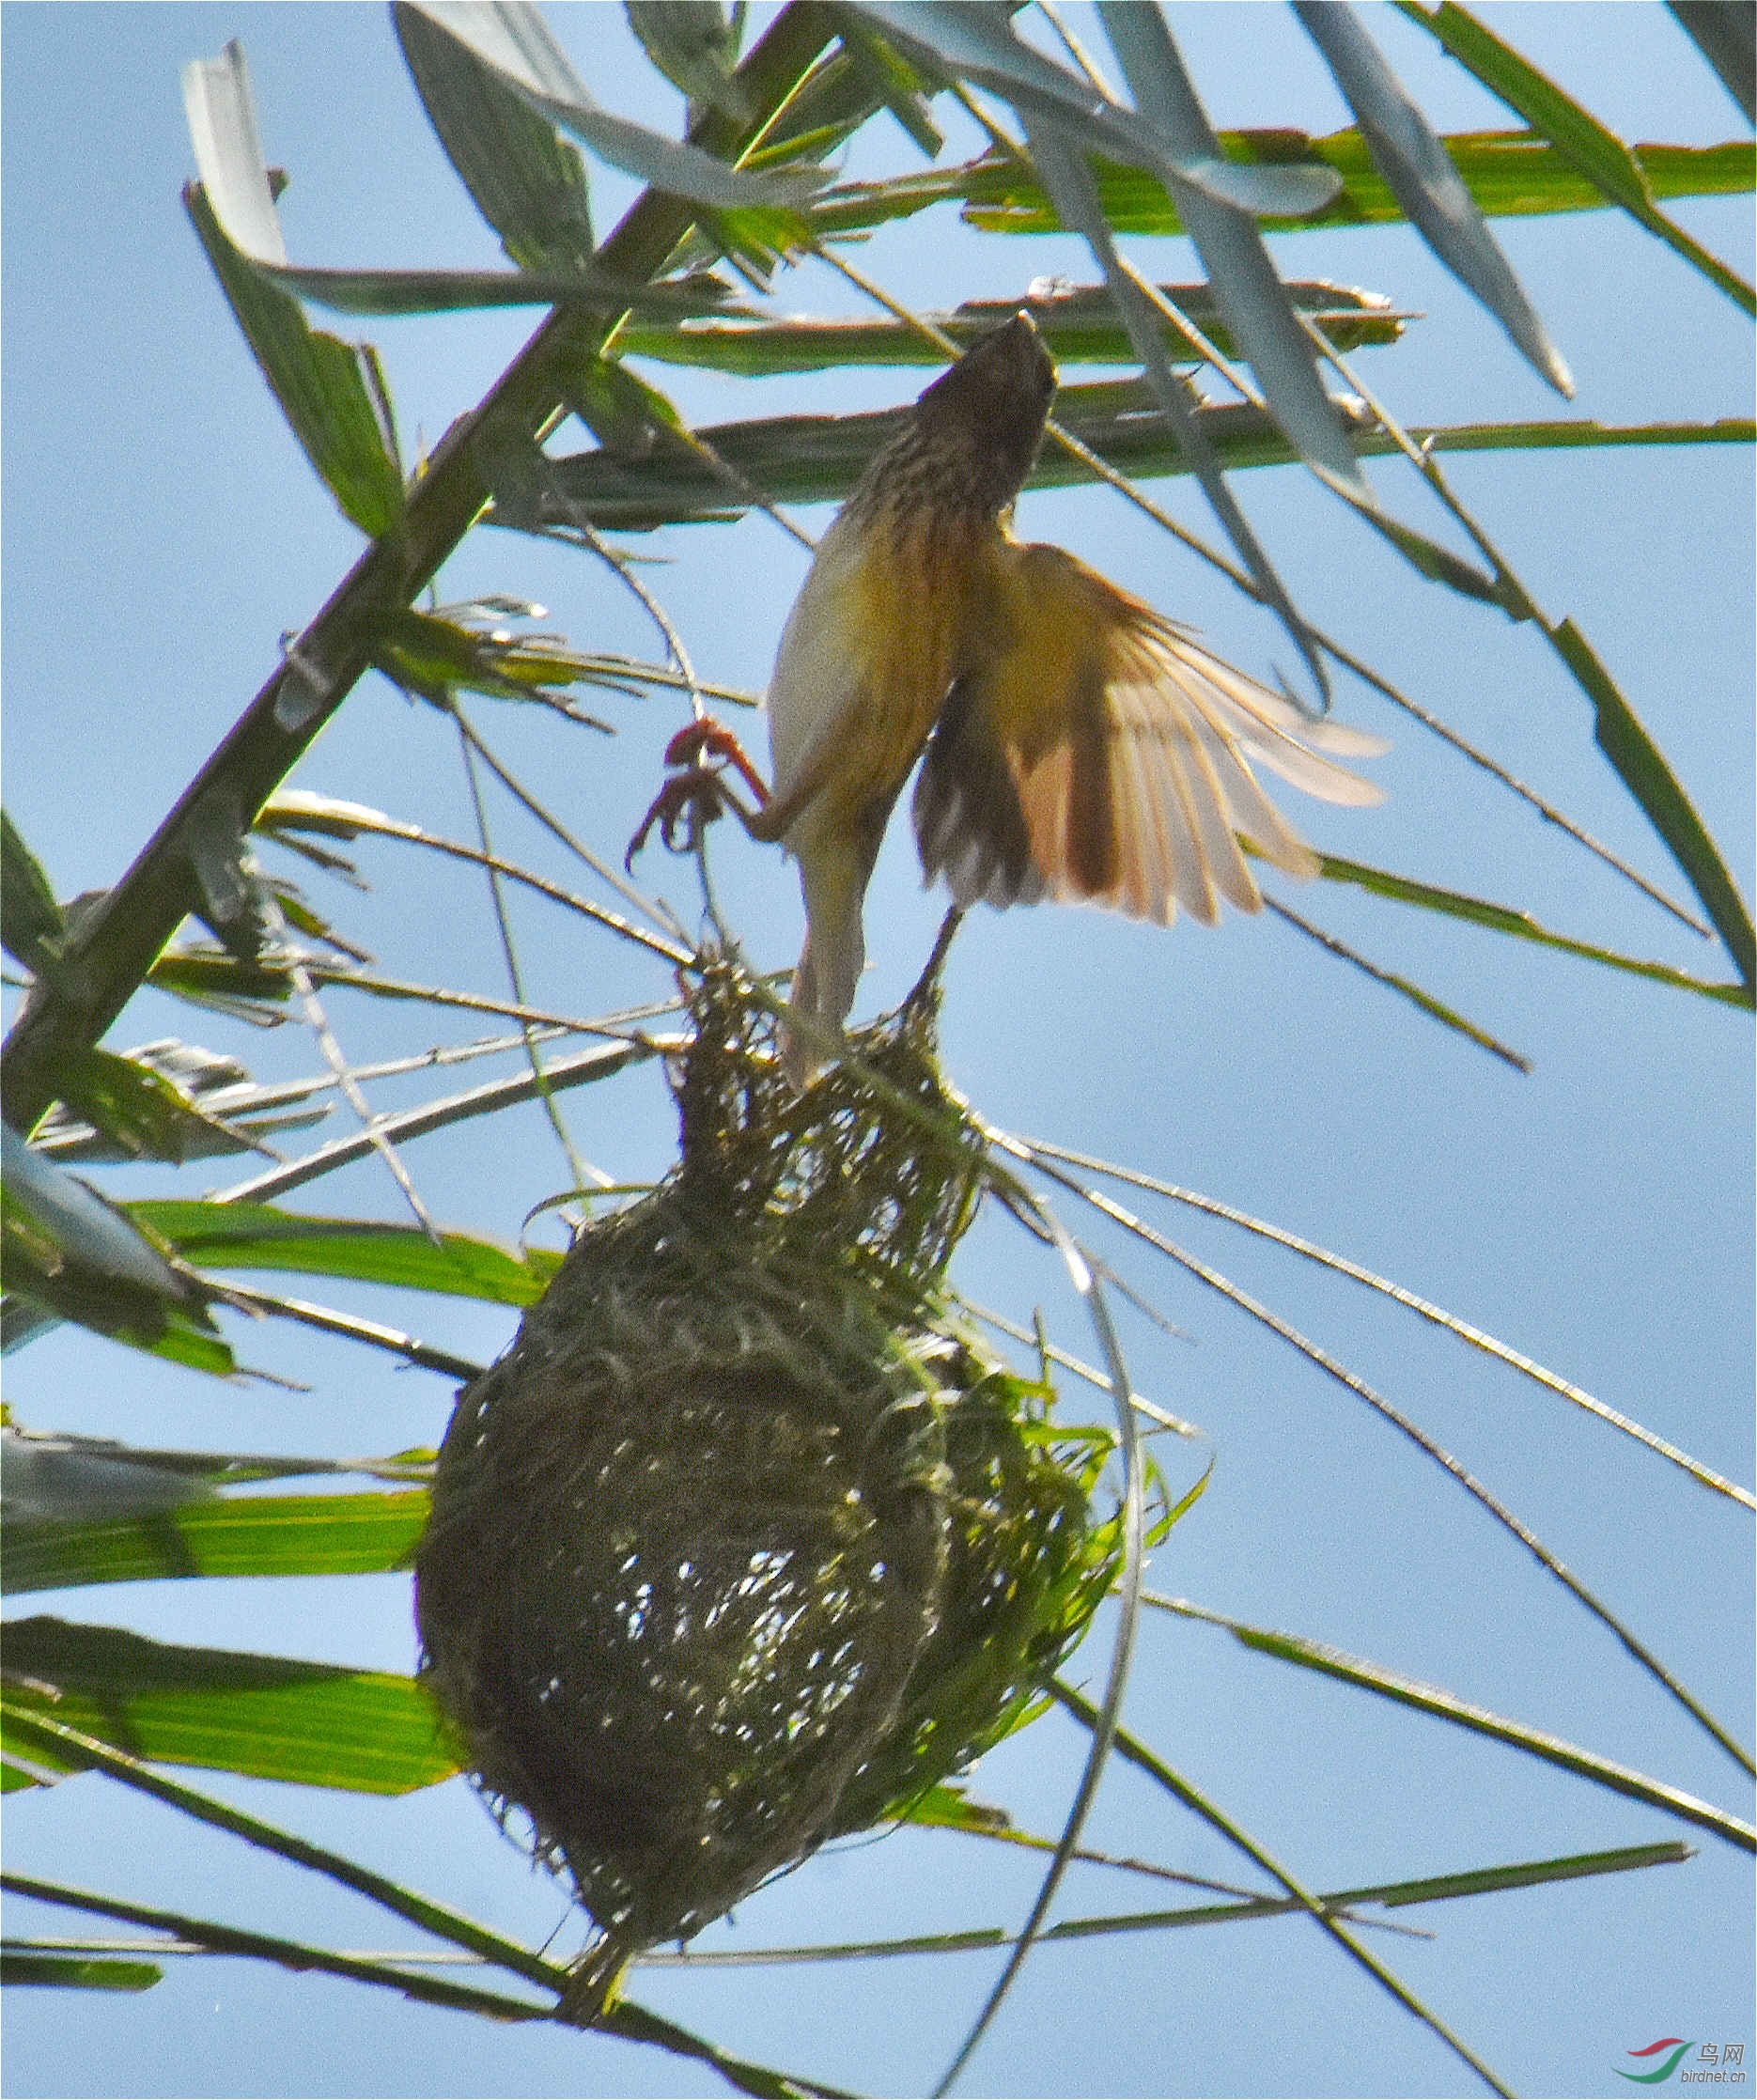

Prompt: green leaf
[
  {"left": 619, "top": 282, "right": 1406, "bottom": 374},
  {"left": 847, "top": 2, "right": 1340, "bottom": 217},
  {"left": 1, "top": 813, "right": 67, "bottom": 982},
  {"left": 0, "top": 1953, "right": 162, "bottom": 1991},
  {"left": 1, "top": 1490, "right": 429, "bottom": 1595},
  {"left": 144, "top": 946, "right": 296, "bottom": 1019},
  {"left": 1026, "top": 126, "right": 1335, "bottom": 699},
  {"left": 182, "top": 179, "right": 405, "bottom": 538},
  {"left": 1097, "top": 2, "right": 1367, "bottom": 498},
  {"left": 260, "top": 877, "right": 372, "bottom": 966},
  {"left": 814, "top": 131, "right": 1755, "bottom": 241},
  {"left": 1049, "top": 1684, "right": 1515, "bottom": 2095},
  {"left": 1355, "top": 1842, "right": 1695, "bottom": 1910},
  {"left": 894, "top": 1783, "right": 1014, "bottom": 1836},
  {"left": 625, "top": 1, "right": 753, "bottom": 123},
  {"left": 531, "top": 381, "right": 1750, "bottom": 533},
  {"left": 220, "top": 265, "right": 745, "bottom": 321},
  {"left": 0, "top": 1129, "right": 187, "bottom": 1298},
  {"left": 125, "top": 1200, "right": 557, "bottom": 1306},
  {"left": 1546, "top": 617, "right": 1756, "bottom": 989},
  {"left": 1668, "top": 1, "right": 1756, "bottom": 123},
  {"left": 1399, "top": 2, "right": 1755, "bottom": 313},
  {"left": 1149, "top": 1594, "right": 1757, "bottom": 1852},
  {"left": 1405, "top": 414, "right": 1755, "bottom": 459},
  {"left": 2, "top": 1430, "right": 218, "bottom": 1525},
  {"left": 396, "top": 3, "right": 821, "bottom": 212},
  {"left": 395, "top": 0, "right": 596, "bottom": 272},
  {"left": 0, "top": 1617, "right": 458, "bottom": 1794},
  {"left": 2, "top": 1872, "right": 847, "bottom": 2098},
  {"left": 1293, "top": 2, "right": 1571, "bottom": 395},
  {"left": 830, "top": 10, "right": 943, "bottom": 158},
  {"left": 750, "top": 37, "right": 919, "bottom": 166},
  {"left": 1406, "top": 3, "right": 1663, "bottom": 219},
  {"left": 180, "top": 40, "right": 406, "bottom": 532},
  {"left": 1317, "top": 854, "right": 1754, "bottom": 1005},
  {"left": 185, "top": 34, "right": 746, "bottom": 324},
  {"left": 565, "top": 353, "right": 689, "bottom": 456},
  {"left": 0, "top": 1131, "right": 234, "bottom": 1375},
  {"left": 370, "top": 607, "right": 611, "bottom": 708},
  {"left": 1, "top": 1427, "right": 431, "bottom": 1509},
  {"left": 662, "top": 1842, "right": 1690, "bottom": 1961},
  {"left": 1266, "top": 899, "right": 1531, "bottom": 1071},
  {"left": 50, "top": 1048, "right": 259, "bottom": 1167},
  {"left": 1336, "top": 490, "right": 1505, "bottom": 603}
]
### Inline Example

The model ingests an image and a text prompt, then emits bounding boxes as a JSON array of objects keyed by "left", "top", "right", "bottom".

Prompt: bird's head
[{"left": 910, "top": 311, "right": 1057, "bottom": 520}]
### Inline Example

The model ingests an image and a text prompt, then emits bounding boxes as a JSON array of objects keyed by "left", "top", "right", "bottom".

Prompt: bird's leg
[{"left": 663, "top": 719, "right": 772, "bottom": 807}]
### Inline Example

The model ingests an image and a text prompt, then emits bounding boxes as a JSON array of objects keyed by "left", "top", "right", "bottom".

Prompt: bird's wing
[{"left": 913, "top": 542, "right": 1385, "bottom": 926}]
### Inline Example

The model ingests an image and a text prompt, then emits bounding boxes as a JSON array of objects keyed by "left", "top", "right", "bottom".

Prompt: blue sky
[{"left": 3, "top": 6, "right": 1752, "bottom": 2097}]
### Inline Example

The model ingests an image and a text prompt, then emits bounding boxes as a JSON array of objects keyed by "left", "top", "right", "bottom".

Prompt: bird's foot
[
  {"left": 626, "top": 715, "right": 773, "bottom": 868},
  {"left": 625, "top": 765, "right": 727, "bottom": 867}
]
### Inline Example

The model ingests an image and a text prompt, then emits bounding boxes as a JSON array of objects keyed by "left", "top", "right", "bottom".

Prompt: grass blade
[
  {"left": 1025, "top": 129, "right": 1332, "bottom": 700},
  {"left": 1099, "top": 1, "right": 1368, "bottom": 499},
  {"left": 1149, "top": 1594, "right": 1757, "bottom": 1850},
  {"left": 1294, "top": 1, "right": 1571, "bottom": 393},
  {"left": 930, "top": 1204, "right": 1147, "bottom": 2096},
  {"left": 812, "top": 131, "right": 1755, "bottom": 239},
  {"left": 2, "top": 1617, "right": 457, "bottom": 1795},
  {"left": 997, "top": 1135, "right": 1756, "bottom": 1775},
  {"left": 1017, "top": 1136, "right": 1756, "bottom": 1511},
  {"left": 1054, "top": 1684, "right": 1515, "bottom": 2097},
  {"left": 205, "top": 1036, "right": 668, "bottom": 1206},
  {"left": 1399, "top": 1, "right": 1755, "bottom": 312},
  {"left": 631, "top": 1840, "right": 1689, "bottom": 1964},
  {"left": 1261, "top": 897, "right": 1532, "bottom": 1071},
  {"left": 127, "top": 1202, "right": 556, "bottom": 1306},
  {"left": 1316, "top": 853, "right": 1752, "bottom": 1006},
  {"left": 1547, "top": 615, "right": 1755, "bottom": 988},
  {"left": 1, "top": 1490, "right": 428, "bottom": 1596},
  {"left": 0, "top": 1951, "right": 162, "bottom": 1991}
]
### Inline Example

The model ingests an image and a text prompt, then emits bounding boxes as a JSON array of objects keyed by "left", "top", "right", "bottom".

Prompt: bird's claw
[
  {"left": 625, "top": 766, "right": 726, "bottom": 869},
  {"left": 628, "top": 715, "right": 774, "bottom": 868}
]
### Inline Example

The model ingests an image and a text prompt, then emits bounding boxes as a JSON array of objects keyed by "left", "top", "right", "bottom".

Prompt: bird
[{"left": 630, "top": 310, "right": 1386, "bottom": 1081}]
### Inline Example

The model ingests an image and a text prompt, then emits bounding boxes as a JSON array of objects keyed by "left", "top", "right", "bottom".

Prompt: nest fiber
[{"left": 415, "top": 965, "right": 1114, "bottom": 2002}]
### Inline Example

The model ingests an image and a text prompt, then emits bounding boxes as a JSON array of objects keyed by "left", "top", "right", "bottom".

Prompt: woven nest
[{"left": 414, "top": 963, "right": 1118, "bottom": 2012}]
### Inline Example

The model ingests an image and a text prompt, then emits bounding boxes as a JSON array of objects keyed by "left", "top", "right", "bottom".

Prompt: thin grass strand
[{"left": 1020, "top": 1136, "right": 1756, "bottom": 1511}]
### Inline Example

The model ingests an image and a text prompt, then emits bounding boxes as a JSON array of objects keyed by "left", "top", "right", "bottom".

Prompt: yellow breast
[{"left": 767, "top": 501, "right": 1003, "bottom": 838}]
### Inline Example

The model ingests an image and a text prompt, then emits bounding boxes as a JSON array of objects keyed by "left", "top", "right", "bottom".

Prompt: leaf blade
[
  {"left": 1, "top": 1618, "right": 458, "bottom": 1795},
  {"left": 1, "top": 1490, "right": 429, "bottom": 1596},
  {"left": 126, "top": 1199, "right": 556, "bottom": 1306},
  {"left": 1293, "top": 1, "right": 1572, "bottom": 395}
]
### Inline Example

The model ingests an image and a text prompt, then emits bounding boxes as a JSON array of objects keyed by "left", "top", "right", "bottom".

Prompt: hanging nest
[{"left": 414, "top": 961, "right": 1126, "bottom": 2017}]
